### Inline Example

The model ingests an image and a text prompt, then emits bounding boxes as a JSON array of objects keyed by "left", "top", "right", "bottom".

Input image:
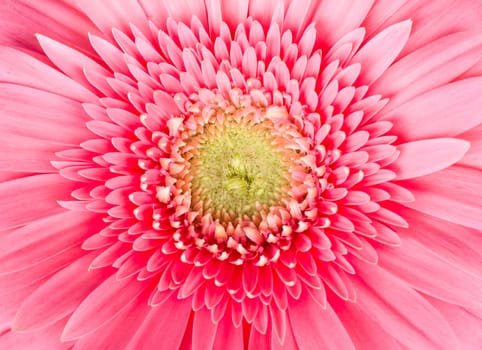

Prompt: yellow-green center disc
[{"left": 191, "top": 124, "right": 287, "bottom": 221}]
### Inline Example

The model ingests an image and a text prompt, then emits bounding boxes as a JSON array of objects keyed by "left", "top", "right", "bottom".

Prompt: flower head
[{"left": 1, "top": 0, "right": 482, "bottom": 349}]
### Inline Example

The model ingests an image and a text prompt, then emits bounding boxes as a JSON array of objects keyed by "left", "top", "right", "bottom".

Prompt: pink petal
[
  {"left": 334, "top": 298, "right": 404, "bottom": 350},
  {"left": 397, "top": 206, "right": 482, "bottom": 279},
  {"left": 363, "top": 0, "right": 409, "bottom": 35},
  {"left": 0, "top": 47, "right": 97, "bottom": 103},
  {"left": 77, "top": 0, "right": 148, "bottom": 38},
  {"left": 13, "top": 253, "right": 110, "bottom": 331},
  {"left": 37, "top": 34, "right": 110, "bottom": 90},
  {"left": 288, "top": 292, "right": 355, "bottom": 350},
  {"left": 212, "top": 306, "right": 244, "bottom": 350},
  {"left": 0, "top": 0, "right": 97, "bottom": 55},
  {"left": 248, "top": 325, "right": 269, "bottom": 349},
  {"left": 127, "top": 295, "right": 192, "bottom": 349},
  {"left": 0, "top": 212, "right": 98, "bottom": 273},
  {"left": 248, "top": 0, "right": 281, "bottom": 28},
  {"left": 192, "top": 307, "right": 218, "bottom": 349},
  {"left": 0, "top": 319, "right": 73, "bottom": 350},
  {"left": 353, "top": 262, "right": 459, "bottom": 350},
  {"left": 72, "top": 294, "right": 152, "bottom": 350},
  {"left": 0, "top": 135, "right": 61, "bottom": 173},
  {"left": 402, "top": 165, "right": 482, "bottom": 229},
  {"left": 378, "top": 237, "right": 482, "bottom": 309},
  {"left": 0, "top": 174, "right": 75, "bottom": 231},
  {"left": 373, "top": 32, "right": 482, "bottom": 110},
  {"left": 0, "top": 84, "right": 90, "bottom": 143},
  {"left": 391, "top": 138, "right": 469, "bottom": 180},
  {"left": 352, "top": 20, "right": 411, "bottom": 84},
  {"left": 62, "top": 275, "right": 148, "bottom": 340},
  {"left": 429, "top": 297, "right": 482, "bottom": 350},
  {"left": 385, "top": 78, "right": 482, "bottom": 141},
  {"left": 311, "top": 0, "right": 374, "bottom": 49},
  {"left": 0, "top": 245, "right": 84, "bottom": 296},
  {"left": 458, "top": 124, "right": 482, "bottom": 169},
  {"left": 221, "top": 0, "right": 249, "bottom": 30}
]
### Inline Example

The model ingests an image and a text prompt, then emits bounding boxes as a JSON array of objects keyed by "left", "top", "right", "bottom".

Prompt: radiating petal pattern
[{"left": 0, "top": 0, "right": 481, "bottom": 349}]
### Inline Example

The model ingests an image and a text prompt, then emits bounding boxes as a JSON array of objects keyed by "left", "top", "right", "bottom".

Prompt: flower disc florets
[{"left": 155, "top": 88, "right": 320, "bottom": 266}]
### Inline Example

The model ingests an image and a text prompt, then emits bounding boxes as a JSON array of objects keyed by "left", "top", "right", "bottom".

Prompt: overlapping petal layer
[{"left": 0, "top": 1, "right": 481, "bottom": 349}]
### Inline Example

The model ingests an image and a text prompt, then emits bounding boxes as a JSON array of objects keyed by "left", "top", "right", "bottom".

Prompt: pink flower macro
[{"left": 1, "top": 0, "right": 482, "bottom": 348}]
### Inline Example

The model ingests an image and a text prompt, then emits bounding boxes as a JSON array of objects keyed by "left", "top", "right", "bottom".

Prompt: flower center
[
  {"left": 157, "top": 90, "right": 320, "bottom": 264},
  {"left": 191, "top": 124, "right": 286, "bottom": 221}
]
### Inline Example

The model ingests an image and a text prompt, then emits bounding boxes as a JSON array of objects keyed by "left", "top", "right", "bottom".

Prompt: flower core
[{"left": 189, "top": 122, "right": 286, "bottom": 221}]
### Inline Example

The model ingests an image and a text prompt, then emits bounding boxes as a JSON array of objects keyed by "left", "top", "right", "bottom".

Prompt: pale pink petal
[{"left": 391, "top": 138, "right": 469, "bottom": 180}]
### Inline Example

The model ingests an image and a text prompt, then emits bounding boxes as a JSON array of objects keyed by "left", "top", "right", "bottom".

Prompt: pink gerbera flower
[{"left": 1, "top": 0, "right": 482, "bottom": 349}]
